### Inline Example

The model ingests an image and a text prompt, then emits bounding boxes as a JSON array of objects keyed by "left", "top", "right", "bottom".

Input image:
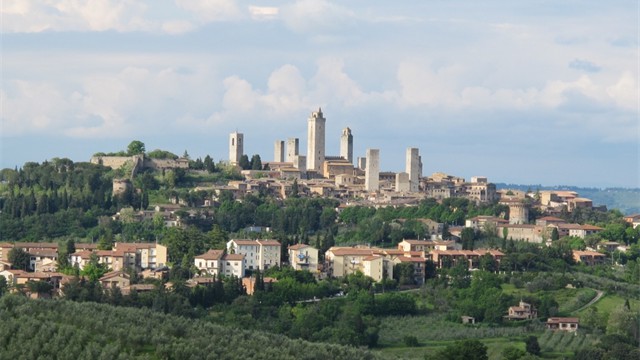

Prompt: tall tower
[
  {"left": 340, "top": 127, "right": 353, "bottom": 164},
  {"left": 274, "top": 140, "right": 285, "bottom": 162},
  {"left": 365, "top": 148, "right": 380, "bottom": 192},
  {"left": 406, "top": 148, "right": 421, "bottom": 192},
  {"left": 286, "top": 138, "right": 299, "bottom": 163},
  {"left": 307, "top": 108, "right": 326, "bottom": 172},
  {"left": 229, "top": 132, "right": 243, "bottom": 166}
]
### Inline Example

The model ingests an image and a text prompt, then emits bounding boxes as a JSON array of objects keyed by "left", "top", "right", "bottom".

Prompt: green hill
[{"left": 0, "top": 295, "right": 379, "bottom": 360}]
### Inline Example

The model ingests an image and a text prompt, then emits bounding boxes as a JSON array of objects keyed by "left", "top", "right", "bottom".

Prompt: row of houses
[{"left": 466, "top": 215, "right": 605, "bottom": 243}]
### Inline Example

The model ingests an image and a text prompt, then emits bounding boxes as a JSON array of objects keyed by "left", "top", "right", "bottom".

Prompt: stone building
[
  {"left": 286, "top": 138, "right": 299, "bottom": 163},
  {"left": 340, "top": 127, "right": 353, "bottom": 164},
  {"left": 365, "top": 148, "right": 380, "bottom": 192},
  {"left": 307, "top": 108, "right": 326, "bottom": 172},
  {"left": 406, "top": 147, "right": 421, "bottom": 192},
  {"left": 229, "top": 132, "right": 244, "bottom": 166},
  {"left": 274, "top": 140, "right": 285, "bottom": 162}
]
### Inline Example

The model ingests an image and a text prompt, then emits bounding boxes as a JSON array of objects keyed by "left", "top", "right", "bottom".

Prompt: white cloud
[
  {"left": 1, "top": 0, "right": 151, "bottom": 33},
  {"left": 174, "top": 0, "right": 243, "bottom": 22},
  {"left": 248, "top": 6, "right": 278, "bottom": 21},
  {"left": 162, "top": 20, "right": 195, "bottom": 34},
  {"left": 280, "top": 0, "right": 354, "bottom": 33}
]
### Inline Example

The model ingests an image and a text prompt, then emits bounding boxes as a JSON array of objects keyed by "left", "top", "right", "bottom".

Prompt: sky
[{"left": 1, "top": 0, "right": 638, "bottom": 188}]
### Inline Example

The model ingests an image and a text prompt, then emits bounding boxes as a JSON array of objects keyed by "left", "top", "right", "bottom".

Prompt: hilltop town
[{"left": 0, "top": 108, "right": 638, "bottom": 360}]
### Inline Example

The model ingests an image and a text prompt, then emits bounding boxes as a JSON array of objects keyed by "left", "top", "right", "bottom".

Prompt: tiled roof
[
  {"left": 257, "top": 240, "right": 281, "bottom": 246},
  {"left": 195, "top": 250, "right": 224, "bottom": 260},
  {"left": 223, "top": 254, "right": 244, "bottom": 261}
]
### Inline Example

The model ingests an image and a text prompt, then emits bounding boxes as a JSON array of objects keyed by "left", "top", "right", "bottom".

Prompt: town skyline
[{"left": 1, "top": 1, "right": 638, "bottom": 188}]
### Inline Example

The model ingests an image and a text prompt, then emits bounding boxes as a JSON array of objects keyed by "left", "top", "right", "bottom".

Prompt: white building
[
  {"left": 226, "top": 239, "right": 282, "bottom": 271},
  {"left": 194, "top": 250, "right": 245, "bottom": 278},
  {"left": 288, "top": 244, "right": 319, "bottom": 273}
]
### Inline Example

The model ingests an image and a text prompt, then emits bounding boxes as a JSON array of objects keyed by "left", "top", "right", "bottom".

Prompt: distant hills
[{"left": 495, "top": 183, "right": 640, "bottom": 215}]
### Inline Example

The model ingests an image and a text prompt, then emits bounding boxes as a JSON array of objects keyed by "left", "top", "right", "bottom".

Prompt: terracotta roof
[
  {"left": 328, "top": 248, "right": 377, "bottom": 256},
  {"left": 114, "top": 242, "right": 157, "bottom": 249},
  {"left": 12, "top": 242, "right": 59, "bottom": 249},
  {"left": 28, "top": 249, "right": 58, "bottom": 257},
  {"left": 362, "top": 255, "right": 381, "bottom": 261},
  {"left": 70, "top": 250, "right": 93, "bottom": 259},
  {"left": 231, "top": 239, "right": 259, "bottom": 246},
  {"left": 195, "top": 250, "right": 225, "bottom": 260},
  {"left": 75, "top": 243, "right": 98, "bottom": 250},
  {"left": 99, "top": 270, "right": 130, "bottom": 281},
  {"left": 396, "top": 256, "right": 426, "bottom": 263},
  {"left": 16, "top": 272, "right": 63, "bottom": 279},
  {"left": 538, "top": 216, "right": 566, "bottom": 222},
  {"left": 288, "top": 244, "right": 311, "bottom": 250},
  {"left": 547, "top": 317, "right": 579, "bottom": 324},
  {"left": 223, "top": 254, "right": 244, "bottom": 261},
  {"left": 256, "top": 240, "right": 281, "bottom": 246}
]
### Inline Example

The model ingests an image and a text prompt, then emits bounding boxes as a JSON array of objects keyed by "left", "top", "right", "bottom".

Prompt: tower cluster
[{"left": 228, "top": 107, "right": 425, "bottom": 194}]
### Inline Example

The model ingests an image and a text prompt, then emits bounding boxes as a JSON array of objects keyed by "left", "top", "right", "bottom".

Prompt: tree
[
  {"left": 0, "top": 275, "right": 7, "bottom": 296},
  {"left": 250, "top": 154, "right": 262, "bottom": 170},
  {"left": 127, "top": 140, "right": 146, "bottom": 155},
  {"left": 239, "top": 155, "right": 251, "bottom": 170},
  {"left": 437, "top": 339, "right": 488, "bottom": 360},
  {"left": 461, "top": 227, "right": 475, "bottom": 250},
  {"left": 551, "top": 227, "right": 559, "bottom": 241},
  {"left": 8, "top": 248, "right": 30, "bottom": 271},
  {"left": 502, "top": 347, "right": 526, "bottom": 360},
  {"left": 525, "top": 336, "right": 541, "bottom": 356}
]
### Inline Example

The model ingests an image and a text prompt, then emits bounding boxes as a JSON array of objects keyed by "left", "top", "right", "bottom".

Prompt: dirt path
[{"left": 574, "top": 290, "right": 605, "bottom": 313}]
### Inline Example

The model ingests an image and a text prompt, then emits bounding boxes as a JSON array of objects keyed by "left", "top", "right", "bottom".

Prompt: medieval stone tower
[
  {"left": 406, "top": 147, "right": 422, "bottom": 192},
  {"left": 307, "top": 108, "right": 326, "bottom": 172},
  {"left": 365, "top": 148, "right": 380, "bottom": 192},
  {"left": 274, "top": 140, "right": 285, "bottom": 162},
  {"left": 340, "top": 127, "right": 353, "bottom": 164},
  {"left": 229, "top": 131, "right": 244, "bottom": 166},
  {"left": 509, "top": 201, "right": 530, "bottom": 224},
  {"left": 286, "top": 138, "right": 299, "bottom": 163}
]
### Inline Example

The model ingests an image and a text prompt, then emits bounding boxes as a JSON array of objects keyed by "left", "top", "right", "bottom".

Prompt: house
[
  {"left": 392, "top": 255, "right": 428, "bottom": 285},
  {"left": 505, "top": 300, "right": 537, "bottom": 320},
  {"left": 226, "top": 239, "right": 281, "bottom": 271},
  {"left": 573, "top": 250, "right": 606, "bottom": 266},
  {"left": 194, "top": 250, "right": 245, "bottom": 278},
  {"left": 461, "top": 316, "right": 476, "bottom": 324},
  {"left": 99, "top": 270, "right": 131, "bottom": 289},
  {"left": 397, "top": 239, "right": 457, "bottom": 253},
  {"left": 546, "top": 317, "right": 579, "bottom": 332},
  {"left": 429, "top": 249, "right": 504, "bottom": 269},
  {"left": 288, "top": 244, "right": 319, "bottom": 273},
  {"left": 623, "top": 214, "right": 640, "bottom": 228},
  {"left": 324, "top": 247, "right": 395, "bottom": 282}
]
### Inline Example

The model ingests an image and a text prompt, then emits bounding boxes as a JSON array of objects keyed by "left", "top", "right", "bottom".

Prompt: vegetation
[{"left": 0, "top": 295, "right": 379, "bottom": 360}]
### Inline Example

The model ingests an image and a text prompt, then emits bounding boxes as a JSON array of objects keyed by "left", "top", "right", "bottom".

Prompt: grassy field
[
  {"left": 574, "top": 293, "right": 640, "bottom": 316},
  {"left": 500, "top": 284, "right": 598, "bottom": 315}
]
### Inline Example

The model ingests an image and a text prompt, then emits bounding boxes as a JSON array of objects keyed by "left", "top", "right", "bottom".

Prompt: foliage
[
  {"left": 8, "top": 248, "right": 30, "bottom": 271},
  {"left": 126, "top": 140, "right": 145, "bottom": 156},
  {"left": 436, "top": 339, "right": 488, "bottom": 360},
  {"left": 146, "top": 149, "right": 178, "bottom": 159},
  {"left": 0, "top": 295, "right": 379, "bottom": 360},
  {"left": 524, "top": 335, "right": 540, "bottom": 355}
]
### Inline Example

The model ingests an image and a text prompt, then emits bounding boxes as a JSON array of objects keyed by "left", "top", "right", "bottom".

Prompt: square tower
[
  {"left": 229, "top": 132, "right": 244, "bottom": 166},
  {"left": 274, "top": 140, "right": 285, "bottom": 162},
  {"left": 307, "top": 108, "right": 326, "bottom": 172},
  {"left": 286, "top": 138, "right": 299, "bottom": 163},
  {"left": 340, "top": 127, "right": 353, "bottom": 164},
  {"left": 365, "top": 148, "right": 380, "bottom": 192},
  {"left": 406, "top": 147, "right": 421, "bottom": 192}
]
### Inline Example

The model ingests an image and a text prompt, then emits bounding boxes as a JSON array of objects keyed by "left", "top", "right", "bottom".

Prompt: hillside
[
  {"left": 495, "top": 183, "right": 640, "bottom": 215},
  {"left": 0, "top": 295, "right": 379, "bottom": 360}
]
